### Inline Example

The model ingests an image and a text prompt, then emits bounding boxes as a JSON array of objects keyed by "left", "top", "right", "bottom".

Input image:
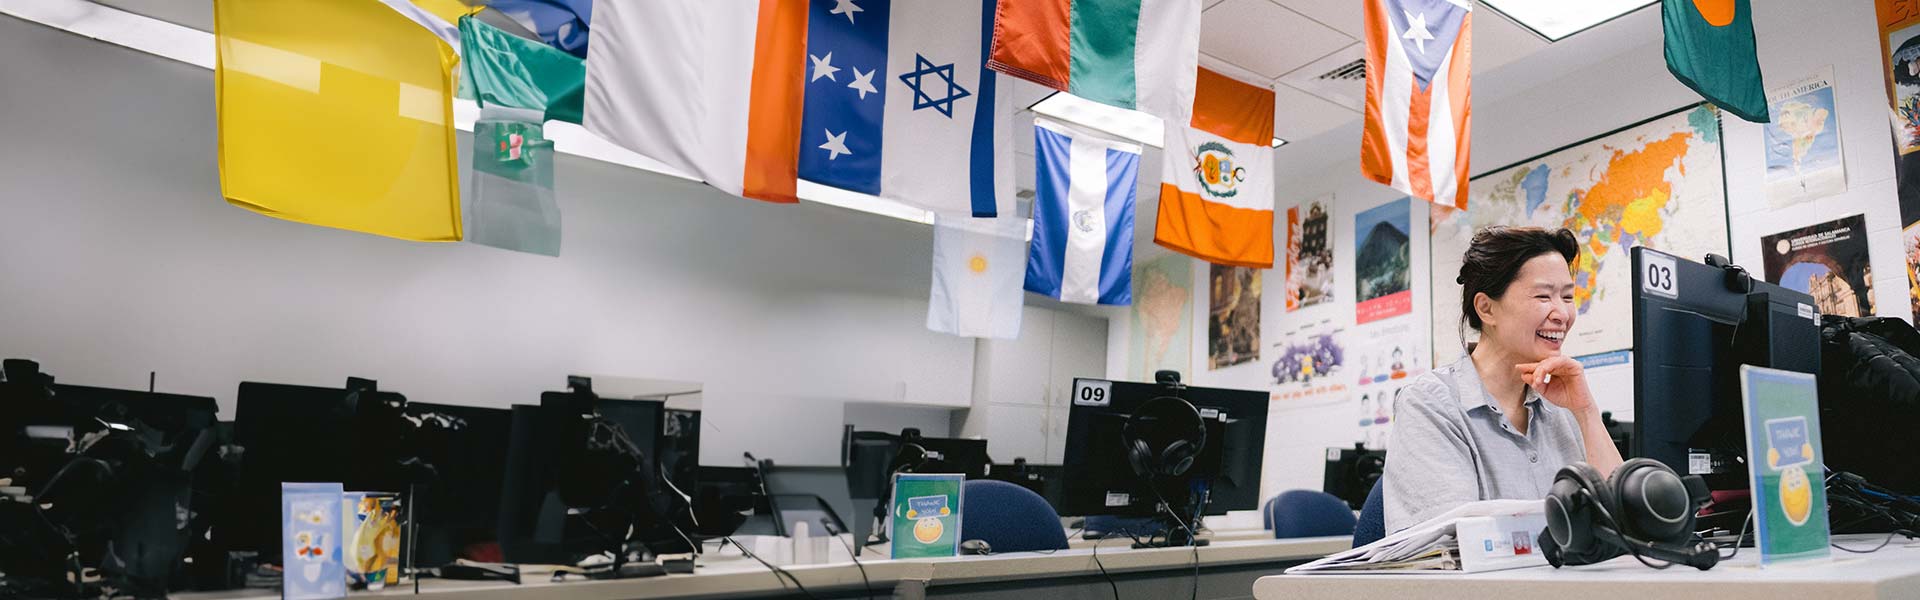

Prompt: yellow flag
[{"left": 215, "top": 0, "right": 463, "bottom": 241}]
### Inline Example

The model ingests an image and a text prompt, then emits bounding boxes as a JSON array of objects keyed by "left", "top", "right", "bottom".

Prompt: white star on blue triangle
[{"left": 897, "top": 54, "right": 971, "bottom": 118}]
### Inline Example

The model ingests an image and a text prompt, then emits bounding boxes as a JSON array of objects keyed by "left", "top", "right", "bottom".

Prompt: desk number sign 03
[
  {"left": 1739, "top": 366, "right": 1830, "bottom": 565},
  {"left": 891, "top": 473, "right": 964, "bottom": 559}
]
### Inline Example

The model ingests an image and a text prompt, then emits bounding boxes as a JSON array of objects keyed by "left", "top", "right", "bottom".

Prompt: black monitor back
[
  {"left": 1060, "top": 378, "right": 1268, "bottom": 517},
  {"left": 406, "top": 402, "right": 512, "bottom": 566},
  {"left": 496, "top": 404, "right": 569, "bottom": 564},
  {"left": 497, "top": 395, "right": 670, "bottom": 563},
  {"left": 230, "top": 382, "right": 408, "bottom": 559},
  {"left": 1322, "top": 446, "right": 1386, "bottom": 510},
  {"left": 50, "top": 384, "right": 218, "bottom": 433},
  {"left": 1631, "top": 247, "right": 1819, "bottom": 487}
]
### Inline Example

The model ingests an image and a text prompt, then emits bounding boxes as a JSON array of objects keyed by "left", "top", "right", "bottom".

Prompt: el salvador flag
[
  {"left": 1025, "top": 118, "right": 1140, "bottom": 306},
  {"left": 795, "top": 0, "right": 1013, "bottom": 218}
]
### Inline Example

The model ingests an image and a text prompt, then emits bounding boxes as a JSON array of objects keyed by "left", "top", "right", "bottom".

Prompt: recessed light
[{"left": 1027, "top": 92, "right": 1165, "bottom": 147}]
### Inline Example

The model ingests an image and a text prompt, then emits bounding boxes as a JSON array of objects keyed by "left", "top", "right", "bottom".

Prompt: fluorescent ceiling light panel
[
  {"left": 1481, "top": 0, "right": 1655, "bottom": 42},
  {"left": 0, "top": 0, "right": 937, "bottom": 226},
  {"left": 1028, "top": 92, "right": 1165, "bottom": 148}
]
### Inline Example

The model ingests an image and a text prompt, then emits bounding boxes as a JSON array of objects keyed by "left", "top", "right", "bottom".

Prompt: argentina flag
[
  {"left": 1025, "top": 118, "right": 1140, "bottom": 306},
  {"left": 797, "top": 0, "right": 1014, "bottom": 217}
]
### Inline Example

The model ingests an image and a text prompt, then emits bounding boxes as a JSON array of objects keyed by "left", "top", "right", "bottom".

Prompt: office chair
[
  {"left": 1353, "top": 478, "right": 1386, "bottom": 547},
  {"left": 1266, "top": 490, "right": 1356, "bottom": 539},
  {"left": 957, "top": 480, "right": 1069, "bottom": 553}
]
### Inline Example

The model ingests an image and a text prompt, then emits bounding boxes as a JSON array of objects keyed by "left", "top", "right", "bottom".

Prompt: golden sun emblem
[{"left": 968, "top": 254, "right": 989, "bottom": 274}]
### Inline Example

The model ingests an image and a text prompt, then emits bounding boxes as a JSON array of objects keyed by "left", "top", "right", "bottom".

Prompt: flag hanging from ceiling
[
  {"left": 1026, "top": 118, "right": 1140, "bottom": 305},
  {"left": 1155, "top": 66, "right": 1276, "bottom": 269},
  {"left": 1360, "top": 0, "right": 1472, "bottom": 210},
  {"left": 469, "top": 106, "right": 562, "bottom": 257},
  {"left": 214, "top": 0, "right": 463, "bottom": 241},
  {"left": 459, "top": 15, "right": 585, "bottom": 124},
  {"left": 484, "top": 0, "right": 593, "bottom": 58},
  {"left": 987, "top": 0, "right": 1201, "bottom": 122},
  {"left": 584, "top": 0, "right": 1013, "bottom": 217},
  {"left": 795, "top": 0, "right": 1014, "bottom": 217},
  {"left": 928, "top": 215, "right": 1027, "bottom": 339},
  {"left": 1662, "top": 0, "right": 1768, "bottom": 122}
]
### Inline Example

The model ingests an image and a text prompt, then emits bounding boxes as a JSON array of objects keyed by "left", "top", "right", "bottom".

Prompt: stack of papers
[{"left": 1287, "top": 499, "right": 1545, "bottom": 574}]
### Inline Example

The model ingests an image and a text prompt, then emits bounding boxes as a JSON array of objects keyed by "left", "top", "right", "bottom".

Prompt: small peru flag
[{"left": 1360, "top": 0, "right": 1472, "bottom": 210}]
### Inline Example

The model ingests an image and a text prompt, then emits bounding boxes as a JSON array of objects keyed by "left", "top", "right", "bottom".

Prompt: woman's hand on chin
[{"left": 1513, "top": 355, "right": 1594, "bottom": 413}]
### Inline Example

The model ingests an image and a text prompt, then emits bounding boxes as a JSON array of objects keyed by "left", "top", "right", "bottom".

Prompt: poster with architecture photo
[
  {"left": 1762, "top": 214, "right": 1873, "bottom": 317},
  {"left": 1286, "top": 198, "right": 1335, "bottom": 311}
]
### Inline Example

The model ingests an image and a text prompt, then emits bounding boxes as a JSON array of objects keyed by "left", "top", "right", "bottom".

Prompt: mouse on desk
[{"left": 959, "top": 539, "right": 992, "bottom": 556}]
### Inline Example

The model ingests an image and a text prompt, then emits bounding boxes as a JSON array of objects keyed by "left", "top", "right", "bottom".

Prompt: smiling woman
[{"left": 1380, "top": 226, "right": 1626, "bottom": 533}]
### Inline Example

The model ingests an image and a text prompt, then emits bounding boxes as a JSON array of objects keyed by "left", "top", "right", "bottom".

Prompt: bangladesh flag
[{"left": 1663, "top": 0, "right": 1768, "bottom": 122}]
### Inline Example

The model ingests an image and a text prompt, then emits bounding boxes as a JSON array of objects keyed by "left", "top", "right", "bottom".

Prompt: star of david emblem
[{"left": 897, "top": 54, "right": 971, "bottom": 118}]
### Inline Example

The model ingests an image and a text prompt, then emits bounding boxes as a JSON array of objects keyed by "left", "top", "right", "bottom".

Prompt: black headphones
[
  {"left": 1122, "top": 396, "right": 1208, "bottom": 479},
  {"left": 1540, "top": 458, "right": 1720, "bottom": 570}
]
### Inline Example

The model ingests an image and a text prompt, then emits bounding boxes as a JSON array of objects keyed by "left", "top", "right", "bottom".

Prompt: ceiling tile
[
  {"left": 1271, "top": 0, "right": 1361, "bottom": 38},
  {"left": 1201, "top": 0, "right": 1356, "bottom": 79},
  {"left": 1272, "top": 83, "right": 1359, "bottom": 142},
  {"left": 1473, "top": 8, "right": 1550, "bottom": 73}
]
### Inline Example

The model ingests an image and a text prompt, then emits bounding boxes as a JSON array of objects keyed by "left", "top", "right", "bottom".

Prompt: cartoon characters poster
[
  {"left": 1350, "top": 317, "right": 1427, "bottom": 447},
  {"left": 1270, "top": 315, "right": 1346, "bottom": 403}
]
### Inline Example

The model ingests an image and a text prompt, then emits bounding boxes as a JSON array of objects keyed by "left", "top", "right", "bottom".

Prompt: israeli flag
[
  {"left": 1025, "top": 117, "right": 1140, "bottom": 306},
  {"left": 796, "top": 0, "right": 1013, "bottom": 217}
]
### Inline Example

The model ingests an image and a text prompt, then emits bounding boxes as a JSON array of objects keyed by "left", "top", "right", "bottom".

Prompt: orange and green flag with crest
[{"left": 1663, "top": 0, "right": 1769, "bottom": 123}]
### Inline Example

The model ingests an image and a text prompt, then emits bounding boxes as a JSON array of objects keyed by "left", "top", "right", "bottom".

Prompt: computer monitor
[
  {"left": 44, "top": 384, "right": 221, "bottom": 593},
  {"left": 497, "top": 389, "right": 679, "bottom": 564},
  {"left": 1631, "top": 248, "right": 1819, "bottom": 491},
  {"left": 405, "top": 402, "right": 512, "bottom": 567},
  {"left": 842, "top": 428, "right": 991, "bottom": 546},
  {"left": 1060, "top": 377, "right": 1269, "bottom": 519},
  {"left": 761, "top": 464, "right": 856, "bottom": 539},
  {"left": 1322, "top": 445, "right": 1385, "bottom": 511},
  {"left": 230, "top": 381, "right": 410, "bottom": 560}
]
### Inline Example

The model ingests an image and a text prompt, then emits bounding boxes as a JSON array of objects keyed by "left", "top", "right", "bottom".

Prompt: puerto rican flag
[{"left": 1360, "top": 0, "right": 1471, "bottom": 210}]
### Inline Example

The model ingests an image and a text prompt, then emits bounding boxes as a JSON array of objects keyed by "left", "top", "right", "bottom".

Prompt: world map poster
[
  {"left": 1430, "top": 104, "right": 1731, "bottom": 365},
  {"left": 1128, "top": 253, "right": 1193, "bottom": 381}
]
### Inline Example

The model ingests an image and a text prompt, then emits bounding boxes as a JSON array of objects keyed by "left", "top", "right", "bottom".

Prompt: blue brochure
[{"left": 282, "top": 482, "right": 346, "bottom": 599}]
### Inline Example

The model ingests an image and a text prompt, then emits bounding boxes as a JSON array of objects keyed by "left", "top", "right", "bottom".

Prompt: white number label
[
  {"left": 1073, "top": 379, "right": 1112, "bottom": 407},
  {"left": 1642, "top": 253, "right": 1679, "bottom": 299}
]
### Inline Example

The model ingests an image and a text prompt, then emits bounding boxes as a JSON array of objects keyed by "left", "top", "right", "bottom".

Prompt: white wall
[
  {"left": 0, "top": 15, "right": 1103, "bottom": 466},
  {"left": 1105, "top": 0, "right": 1903, "bottom": 504}
]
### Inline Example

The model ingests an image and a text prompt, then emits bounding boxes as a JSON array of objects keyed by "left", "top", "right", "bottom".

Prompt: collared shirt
[{"left": 1382, "top": 356, "right": 1587, "bottom": 533}]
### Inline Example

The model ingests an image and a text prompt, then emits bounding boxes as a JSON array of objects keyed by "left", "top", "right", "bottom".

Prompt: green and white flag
[
  {"left": 1662, "top": 0, "right": 1768, "bottom": 122},
  {"left": 458, "top": 15, "right": 584, "bottom": 124}
]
